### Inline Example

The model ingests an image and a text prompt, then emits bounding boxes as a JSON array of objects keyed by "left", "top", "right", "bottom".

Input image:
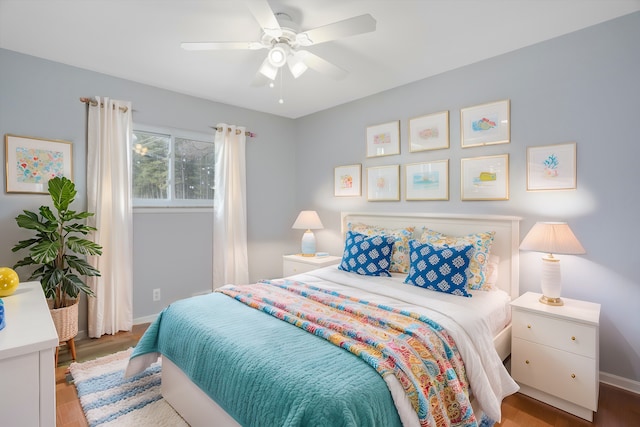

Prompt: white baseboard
[
  {"left": 134, "top": 313, "right": 160, "bottom": 325},
  {"left": 600, "top": 371, "right": 640, "bottom": 395}
]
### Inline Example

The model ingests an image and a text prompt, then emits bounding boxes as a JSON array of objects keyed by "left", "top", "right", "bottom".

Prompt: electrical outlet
[{"left": 152, "top": 288, "right": 161, "bottom": 302}]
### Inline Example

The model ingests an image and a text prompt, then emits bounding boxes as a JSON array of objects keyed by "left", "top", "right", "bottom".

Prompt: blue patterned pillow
[
  {"left": 404, "top": 240, "right": 474, "bottom": 297},
  {"left": 339, "top": 231, "right": 395, "bottom": 277}
]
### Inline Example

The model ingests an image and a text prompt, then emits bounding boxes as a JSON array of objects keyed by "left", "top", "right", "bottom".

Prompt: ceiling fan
[{"left": 181, "top": 0, "right": 376, "bottom": 85}]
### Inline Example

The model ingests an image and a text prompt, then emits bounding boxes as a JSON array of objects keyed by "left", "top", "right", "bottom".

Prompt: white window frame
[{"left": 132, "top": 124, "right": 215, "bottom": 208}]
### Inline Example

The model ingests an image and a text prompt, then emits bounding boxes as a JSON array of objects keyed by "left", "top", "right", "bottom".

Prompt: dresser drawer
[
  {"left": 512, "top": 310, "right": 596, "bottom": 358},
  {"left": 512, "top": 337, "right": 598, "bottom": 410}
]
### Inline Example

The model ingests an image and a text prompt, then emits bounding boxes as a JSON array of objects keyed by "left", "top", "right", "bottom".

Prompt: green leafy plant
[{"left": 12, "top": 176, "right": 102, "bottom": 309}]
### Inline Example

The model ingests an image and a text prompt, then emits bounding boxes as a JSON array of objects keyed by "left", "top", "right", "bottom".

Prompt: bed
[{"left": 126, "top": 212, "right": 521, "bottom": 426}]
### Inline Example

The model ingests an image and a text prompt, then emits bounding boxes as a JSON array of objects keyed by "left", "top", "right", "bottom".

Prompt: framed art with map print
[
  {"left": 404, "top": 160, "right": 449, "bottom": 201},
  {"left": 461, "top": 154, "right": 509, "bottom": 200},
  {"left": 366, "top": 121, "right": 400, "bottom": 157},
  {"left": 409, "top": 111, "right": 449, "bottom": 152},
  {"left": 527, "top": 142, "right": 576, "bottom": 191},
  {"left": 460, "top": 99, "right": 510, "bottom": 148},
  {"left": 334, "top": 164, "right": 361, "bottom": 196},
  {"left": 367, "top": 165, "right": 400, "bottom": 201},
  {"left": 5, "top": 134, "right": 73, "bottom": 194}
]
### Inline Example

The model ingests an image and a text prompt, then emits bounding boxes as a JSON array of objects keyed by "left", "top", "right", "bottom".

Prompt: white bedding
[{"left": 289, "top": 265, "right": 519, "bottom": 425}]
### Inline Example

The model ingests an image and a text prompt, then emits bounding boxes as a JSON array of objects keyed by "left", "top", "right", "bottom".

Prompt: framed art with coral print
[
  {"left": 409, "top": 111, "right": 449, "bottom": 152},
  {"left": 460, "top": 99, "right": 510, "bottom": 147},
  {"left": 5, "top": 134, "right": 73, "bottom": 194},
  {"left": 334, "top": 164, "right": 361, "bottom": 197},
  {"left": 527, "top": 142, "right": 576, "bottom": 191}
]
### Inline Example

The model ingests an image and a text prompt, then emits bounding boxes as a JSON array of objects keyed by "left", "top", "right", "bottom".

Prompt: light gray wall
[
  {"left": 0, "top": 48, "right": 297, "bottom": 332},
  {"left": 1, "top": 11, "right": 638, "bottom": 386},
  {"left": 294, "top": 12, "right": 640, "bottom": 383}
]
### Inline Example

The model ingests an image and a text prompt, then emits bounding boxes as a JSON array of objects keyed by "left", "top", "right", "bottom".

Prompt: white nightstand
[
  {"left": 282, "top": 254, "right": 341, "bottom": 277},
  {"left": 510, "top": 292, "right": 600, "bottom": 421}
]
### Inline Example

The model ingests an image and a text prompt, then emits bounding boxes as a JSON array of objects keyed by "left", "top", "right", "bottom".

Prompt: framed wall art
[
  {"left": 5, "top": 134, "right": 73, "bottom": 194},
  {"left": 460, "top": 99, "right": 510, "bottom": 148},
  {"left": 526, "top": 142, "right": 577, "bottom": 191},
  {"left": 334, "top": 164, "right": 362, "bottom": 197},
  {"left": 460, "top": 154, "right": 509, "bottom": 200},
  {"left": 409, "top": 111, "right": 449, "bottom": 152},
  {"left": 366, "top": 120, "right": 400, "bottom": 158},
  {"left": 404, "top": 160, "right": 449, "bottom": 201},
  {"left": 367, "top": 164, "right": 400, "bottom": 201}
]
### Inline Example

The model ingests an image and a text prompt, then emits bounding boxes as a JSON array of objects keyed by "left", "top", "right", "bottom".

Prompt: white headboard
[{"left": 341, "top": 212, "right": 521, "bottom": 299}]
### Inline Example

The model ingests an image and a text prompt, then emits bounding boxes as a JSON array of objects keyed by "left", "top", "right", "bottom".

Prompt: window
[{"left": 132, "top": 126, "right": 215, "bottom": 207}]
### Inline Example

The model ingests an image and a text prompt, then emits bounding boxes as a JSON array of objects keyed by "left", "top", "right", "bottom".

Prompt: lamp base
[
  {"left": 539, "top": 295, "right": 564, "bottom": 306},
  {"left": 300, "top": 230, "right": 316, "bottom": 257}
]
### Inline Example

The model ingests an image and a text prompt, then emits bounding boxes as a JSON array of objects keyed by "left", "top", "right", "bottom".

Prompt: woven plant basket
[{"left": 48, "top": 299, "right": 79, "bottom": 343}]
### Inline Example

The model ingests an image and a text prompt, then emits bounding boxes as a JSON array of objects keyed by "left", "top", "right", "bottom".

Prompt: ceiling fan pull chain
[{"left": 279, "top": 70, "right": 284, "bottom": 104}]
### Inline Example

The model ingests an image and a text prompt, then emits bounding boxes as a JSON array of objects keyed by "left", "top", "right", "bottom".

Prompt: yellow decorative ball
[{"left": 0, "top": 267, "right": 20, "bottom": 297}]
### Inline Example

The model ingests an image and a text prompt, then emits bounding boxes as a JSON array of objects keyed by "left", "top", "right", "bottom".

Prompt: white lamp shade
[
  {"left": 519, "top": 222, "right": 585, "bottom": 255},
  {"left": 292, "top": 211, "right": 323, "bottom": 230}
]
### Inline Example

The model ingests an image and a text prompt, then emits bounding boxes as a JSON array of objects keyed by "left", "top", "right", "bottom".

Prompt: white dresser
[
  {"left": 510, "top": 292, "right": 600, "bottom": 421},
  {"left": 0, "top": 281, "right": 58, "bottom": 427},
  {"left": 282, "top": 254, "right": 341, "bottom": 276}
]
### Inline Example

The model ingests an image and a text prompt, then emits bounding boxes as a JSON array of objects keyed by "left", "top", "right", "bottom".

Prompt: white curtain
[
  {"left": 86, "top": 97, "right": 134, "bottom": 338},
  {"left": 213, "top": 123, "right": 249, "bottom": 288}
]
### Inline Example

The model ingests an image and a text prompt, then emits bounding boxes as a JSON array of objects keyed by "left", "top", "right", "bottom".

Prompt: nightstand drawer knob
[
  {"left": 571, "top": 373, "right": 576, "bottom": 379},
  {"left": 527, "top": 324, "right": 531, "bottom": 329},
  {"left": 571, "top": 336, "right": 576, "bottom": 341},
  {"left": 525, "top": 360, "right": 530, "bottom": 364}
]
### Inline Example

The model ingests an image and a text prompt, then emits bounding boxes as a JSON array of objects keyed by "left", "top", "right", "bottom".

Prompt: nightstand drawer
[
  {"left": 282, "top": 255, "right": 341, "bottom": 277},
  {"left": 512, "top": 337, "right": 598, "bottom": 410},
  {"left": 512, "top": 310, "right": 596, "bottom": 358},
  {"left": 283, "top": 260, "right": 313, "bottom": 276}
]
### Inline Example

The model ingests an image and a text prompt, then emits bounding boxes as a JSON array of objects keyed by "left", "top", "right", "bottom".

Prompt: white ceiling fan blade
[
  {"left": 246, "top": 0, "right": 282, "bottom": 38},
  {"left": 181, "top": 41, "right": 264, "bottom": 51},
  {"left": 296, "top": 14, "right": 376, "bottom": 46},
  {"left": 296, "top": 50, "right": 348, "bottom": 80}
]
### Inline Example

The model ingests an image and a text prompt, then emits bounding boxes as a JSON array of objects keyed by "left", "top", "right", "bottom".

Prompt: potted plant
[{"left": 12, "top": 176, "right": 102, "bottom": 348}]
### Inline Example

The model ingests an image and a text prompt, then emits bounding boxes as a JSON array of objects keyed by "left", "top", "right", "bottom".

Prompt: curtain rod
[
  {"left": 79, "top": 97, "right": 129, "bottom": 113},
  {"left": 211, "top": 126, "right": 255, "bottom": 138}
]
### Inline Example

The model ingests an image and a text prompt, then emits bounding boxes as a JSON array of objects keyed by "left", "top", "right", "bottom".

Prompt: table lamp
[
  {"left": 520, "top": 222, "right": 585, "bottom": 306},
  {"left": 292, "top": 210, "right": 323, "bottom": 256}
]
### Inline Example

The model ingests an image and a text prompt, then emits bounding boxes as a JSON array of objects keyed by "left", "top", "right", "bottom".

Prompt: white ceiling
[{"left": 1, "top": 0, "right": 639, "bottom": 119}]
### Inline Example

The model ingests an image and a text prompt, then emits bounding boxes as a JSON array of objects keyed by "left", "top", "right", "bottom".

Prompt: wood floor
[{"left": 56, "top": 327, "right": 640, "bottom": 427}]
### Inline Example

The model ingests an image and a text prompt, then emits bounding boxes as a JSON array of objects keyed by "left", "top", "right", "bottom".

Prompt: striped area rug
[{"left": 69, "top": 348, "right": 188, "bottom": 427}]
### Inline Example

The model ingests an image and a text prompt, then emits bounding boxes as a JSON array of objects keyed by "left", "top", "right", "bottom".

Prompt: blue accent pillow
[
  {"left": 339, "top": 231, "right": 395, "bottom": 277},
  {"left": 404, "top": 240, "right": 474, "bottom": 297}
]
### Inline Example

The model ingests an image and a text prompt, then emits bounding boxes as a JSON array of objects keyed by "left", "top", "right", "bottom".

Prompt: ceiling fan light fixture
[
  {"left": 267, "top": 43, "right": 289, "bottom": 67},
  {"left": 287, "top": 53, "right": 308, "bottom": 78},
  {"left": 258, "top": 57, "right": 278, "bottom": 80}
]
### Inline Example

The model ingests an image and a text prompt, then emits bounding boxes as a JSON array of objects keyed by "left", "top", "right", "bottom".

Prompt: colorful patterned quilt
[{"left": 218, "top": 279, "right": 477, "bottom": 427}]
